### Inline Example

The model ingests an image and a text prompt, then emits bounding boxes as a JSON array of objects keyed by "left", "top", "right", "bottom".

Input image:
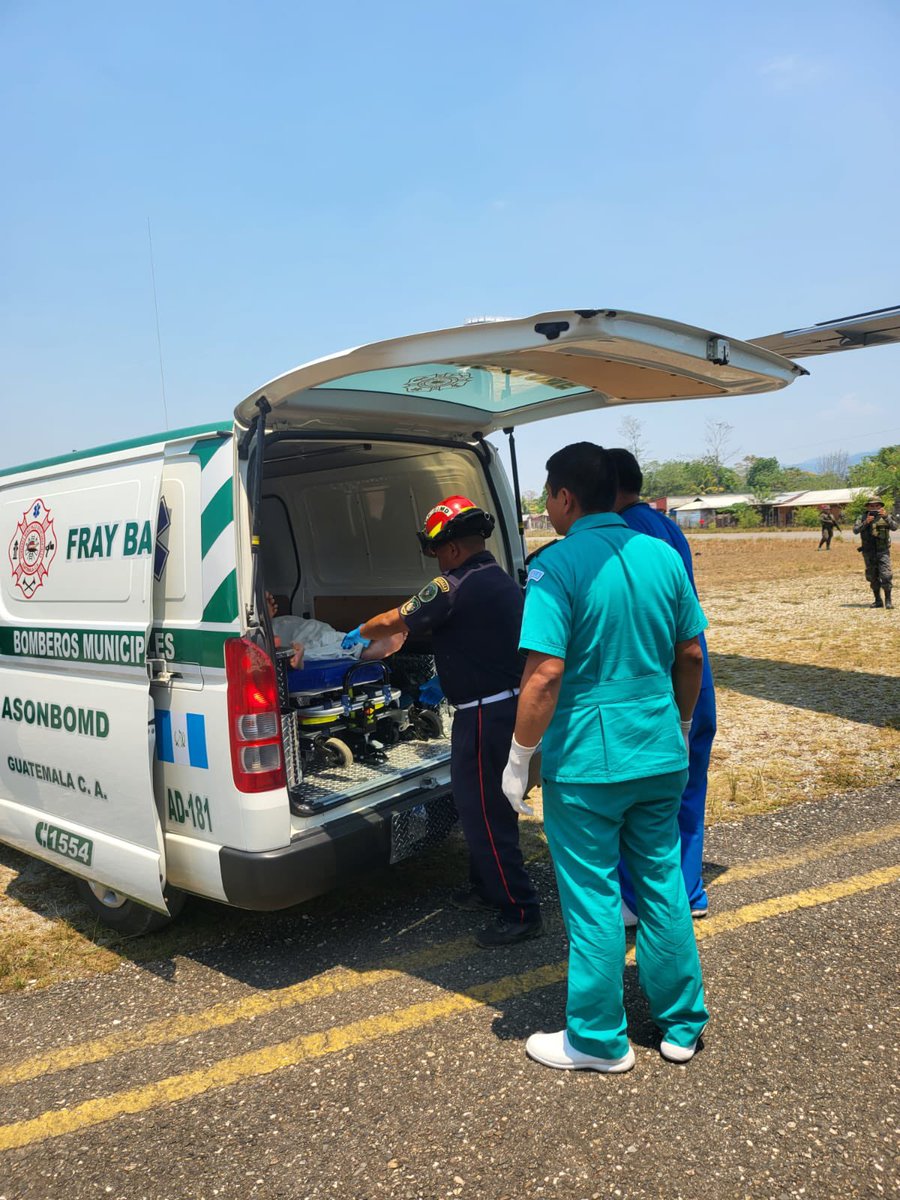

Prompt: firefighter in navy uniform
[{"left": 342, "top": 496, "right": 542, "bottom": 947}]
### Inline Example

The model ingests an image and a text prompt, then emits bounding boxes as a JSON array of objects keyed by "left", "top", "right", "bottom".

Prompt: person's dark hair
[
  {"left": 545, "top": 442, "right": 617, "bottom": 513},
  {"left": 607, "top": 447, "right": 643, "bottom": 494}
]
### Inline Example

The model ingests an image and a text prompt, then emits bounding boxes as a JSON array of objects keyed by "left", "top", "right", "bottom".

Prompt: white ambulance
[{"left": 1, "top": 306, "right": 890, "bottom": 932}]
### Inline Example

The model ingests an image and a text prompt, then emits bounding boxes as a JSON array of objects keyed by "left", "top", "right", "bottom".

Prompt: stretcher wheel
[
  {"left": 323, "top": 737, "right": 354, "bottom": 768},
  {"left": 414, "top": 708, "right": 443, "bottom": 740}
]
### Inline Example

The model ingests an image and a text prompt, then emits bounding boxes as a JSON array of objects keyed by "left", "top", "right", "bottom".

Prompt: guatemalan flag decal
[{"left": 155, "top": 710, "right": 209, "bottom": 769}]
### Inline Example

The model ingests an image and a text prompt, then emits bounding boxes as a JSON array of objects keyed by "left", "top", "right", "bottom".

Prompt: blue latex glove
[
  {"left": 418, "top": 675, "right": 444, "bottom": 706},
  {"left": 341, "top": 626, "right": 372, "bottom": 651}
]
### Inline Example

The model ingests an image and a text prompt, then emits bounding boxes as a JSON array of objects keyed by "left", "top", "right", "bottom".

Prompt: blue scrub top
[
  {"left": 618, "top": 502, "right": 713, "bottom": 693},
  {"left": 520, "top": 512, "right": 707, "bottom": 785}
]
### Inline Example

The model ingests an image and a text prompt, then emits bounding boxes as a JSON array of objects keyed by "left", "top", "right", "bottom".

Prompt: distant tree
[
  {"left": 816, "top": 450, "right": 850, "bottom": 482},
  {"left": 521, "top": 488, "right": 547, "bottom": 515},
  {"left": 732, "top": 502, "right": 762, "bottom": 529},
  {"left": 795, "top": 506, "right": 822, "bottom": 528},
  {"left": 779, "top": 466, "right": 824, "bottom": 491},
  {"left": 844, "top": 492, "right": 872, "bottom": 523},
  {"left": 617, "top": 415, "right": 646, "bottom": 464},
  {"left": 812, "top": 472, "right": 847, "bottom": 489},
  {"left": 684, "top": 457, "right": 740, "bottom": 493},
  {"left": 704, "top": 419, "right": 736, "bottom": 470},
  {"left": 642, "top": 460, "right": 696, "bottom": 497},
  {"left": 849, "top": 444, "right": 899, "bottom": 508},
  {"left": 745, "top": 455, "right": 781, "bottom": 491},
  {"left": 749, "top": 479, "right": 776, "bottom": 506}
]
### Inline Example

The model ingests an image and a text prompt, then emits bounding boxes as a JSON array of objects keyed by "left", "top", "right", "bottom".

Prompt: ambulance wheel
[
  {"left": 323, "top": 737, "right": 354, "bottom": 768},
  {"left": 75, "top": 878, "right": 185, "bottom": 935}
]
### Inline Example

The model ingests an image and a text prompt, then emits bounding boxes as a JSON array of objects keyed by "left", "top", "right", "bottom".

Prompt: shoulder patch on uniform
[
  {"left": 400, "top": 596, "right": 421, "bottom": 616},
  {"left": 417, "top": 577, "right": 448, "bottom": 604},
  {"left": 526, "top": 568, "right": 545, "bottom": 583}
]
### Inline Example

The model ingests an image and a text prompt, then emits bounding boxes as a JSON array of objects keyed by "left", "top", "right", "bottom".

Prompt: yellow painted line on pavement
[
  {"left": 2, "top": 821, "right": 898, "bottom": 1090},
  {"left": 696, "top": 863, "right": 900, "bottom": 939},
  {"left": 708, "top": 821, "right": 900, "bottom": 888},
  {"left": 0, "top": 863, "right": 897, "bottom": 1153},
  {"left": 0, "top": 962, "right": 566, "bottom": 1153},
  {"left": 0, "top": 935, "right": 478, "bottom": 1089}
]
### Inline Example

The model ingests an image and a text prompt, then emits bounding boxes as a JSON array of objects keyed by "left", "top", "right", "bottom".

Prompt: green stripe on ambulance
[{"left": 0, "top": 626, "right": 231, "bottom": 668}]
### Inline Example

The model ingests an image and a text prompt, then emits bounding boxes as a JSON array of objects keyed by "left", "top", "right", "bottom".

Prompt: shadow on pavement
[
  {"left": 709, "top": 652, "right": 899, "bottom": 726},
  {"left": 0, "top": 824, "right": 685, "bottom": 1056}
]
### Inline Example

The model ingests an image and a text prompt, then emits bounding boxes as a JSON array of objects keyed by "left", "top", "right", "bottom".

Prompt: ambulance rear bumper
[{"left": 218, "top": 787, "right": 456, "bottom": 911}]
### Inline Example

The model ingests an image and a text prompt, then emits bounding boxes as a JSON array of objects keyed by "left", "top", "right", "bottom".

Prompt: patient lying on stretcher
[{"left": 266, "top": 593, "right": 405, "bottom": 668}]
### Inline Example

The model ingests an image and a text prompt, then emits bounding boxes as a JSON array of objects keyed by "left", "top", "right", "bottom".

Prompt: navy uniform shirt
[{"left": 399, "top": 550, "right": 524, "bottom": 705}]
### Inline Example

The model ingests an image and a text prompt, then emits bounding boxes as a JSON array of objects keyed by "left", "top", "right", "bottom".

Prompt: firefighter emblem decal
[{"left": 9, "top": 499, "right": 58, "bottom": 599}]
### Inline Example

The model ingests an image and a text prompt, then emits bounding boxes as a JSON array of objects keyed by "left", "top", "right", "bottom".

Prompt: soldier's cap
[{"left": 865, "top": 496, "right": 885, "bottom": 507}]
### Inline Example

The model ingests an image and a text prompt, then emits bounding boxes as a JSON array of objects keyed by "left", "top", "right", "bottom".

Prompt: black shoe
[
  {"left": 475, "top": 915, "right": 543, "bottom": 948},
  {"left": 450, "top": 887, "right": 495, "bottom": 913},
  {"left": 870, "top": 599, "right": 884, "bottom": 608}
]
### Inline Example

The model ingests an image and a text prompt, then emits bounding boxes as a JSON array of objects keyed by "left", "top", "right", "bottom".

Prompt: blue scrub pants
[
  {"left": 542, "top": 770, "right": 708, "bottom": 1059},
  {"left": 619, "top": 683, "right": 717, "bottom": 915}
]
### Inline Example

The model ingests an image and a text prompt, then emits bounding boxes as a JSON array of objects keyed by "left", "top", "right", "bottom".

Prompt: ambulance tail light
[{"left": 225, "top": 637, "right": 285, "bottom": 793}]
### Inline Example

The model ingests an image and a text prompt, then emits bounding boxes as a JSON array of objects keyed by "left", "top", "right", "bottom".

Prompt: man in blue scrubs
[
  {"left": 502, "top": 442, "right": 708, "bottom": 1072},
  {"left": 608, "top": 448, "right": 716, "bottom": 922}
]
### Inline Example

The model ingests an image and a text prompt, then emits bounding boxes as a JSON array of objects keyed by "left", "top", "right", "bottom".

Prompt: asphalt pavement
[{"left": 0, "top": 784, "right": 898, "bottom": 1200}]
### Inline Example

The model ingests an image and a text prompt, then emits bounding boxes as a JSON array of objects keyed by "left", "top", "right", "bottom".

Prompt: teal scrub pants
[{"left": 542, "top": 770, "right": 708, "bottom": 1059}]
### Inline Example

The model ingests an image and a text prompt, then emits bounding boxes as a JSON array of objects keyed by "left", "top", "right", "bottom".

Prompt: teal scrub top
[{"left": 520, "top": 512, "right": 707, "bottom": 785}]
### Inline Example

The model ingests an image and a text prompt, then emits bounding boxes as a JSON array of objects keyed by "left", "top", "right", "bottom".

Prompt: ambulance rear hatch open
[{"left": 235, "top": 308, "right": 804, "bottom": 438}]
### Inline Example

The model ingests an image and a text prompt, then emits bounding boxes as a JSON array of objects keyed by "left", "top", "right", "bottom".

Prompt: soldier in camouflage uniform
[
  {"left": 817, "top": 506, "right": 841, "bottom": 550},
  {"left": 853, "top": 498, "right": 897, "bottom": 609}
]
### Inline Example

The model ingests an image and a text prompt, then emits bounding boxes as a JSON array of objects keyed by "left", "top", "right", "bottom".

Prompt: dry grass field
[
  {"left": 691, "top": 535, "right": 899, "bottom": 818},
  {"left": 1, "top": 535, "right": 897, "bottom": 993}
]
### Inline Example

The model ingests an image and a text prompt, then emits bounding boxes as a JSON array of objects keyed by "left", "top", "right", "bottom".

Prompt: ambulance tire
[
  {"left": 323, "top": 737, "right": 354, "bottom": 769},
  {"left": 75, "top": 878, "right": 186, "bottom": 935}
]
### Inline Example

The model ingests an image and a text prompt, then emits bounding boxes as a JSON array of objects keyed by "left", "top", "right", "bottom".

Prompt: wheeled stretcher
[{"left": 276, "top": 653, "right": 444, "bottom": 784}]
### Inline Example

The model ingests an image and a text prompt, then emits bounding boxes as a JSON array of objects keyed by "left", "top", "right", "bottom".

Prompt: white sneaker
[
  {"left": 660, "top": 1039, "right": 698, "bottom": 1063},
  {"left": 525, "top": 1030, "right": 635, "bottom": 1073},
  {"left": 621, "top": 900, "right": 639, "bottom": 928}
]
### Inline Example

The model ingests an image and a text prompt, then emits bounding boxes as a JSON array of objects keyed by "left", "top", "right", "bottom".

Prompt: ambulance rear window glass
[{"left": 311, "top": 364, "right": 588, "bottom": 412}]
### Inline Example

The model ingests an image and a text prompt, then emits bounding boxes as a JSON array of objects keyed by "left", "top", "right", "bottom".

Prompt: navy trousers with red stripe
[{"left": 450, "top": 696, "right": 540, "bottom": 924}]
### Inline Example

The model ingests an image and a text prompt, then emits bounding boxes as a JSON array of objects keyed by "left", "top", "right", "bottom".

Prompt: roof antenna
[{"left": 147, "top": 218, "right": 170, "bottom": 429}]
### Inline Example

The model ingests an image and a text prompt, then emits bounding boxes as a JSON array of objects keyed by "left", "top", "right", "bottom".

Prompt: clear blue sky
[{"left": 3, "top": 0, "right": 899, "bottom": 490}]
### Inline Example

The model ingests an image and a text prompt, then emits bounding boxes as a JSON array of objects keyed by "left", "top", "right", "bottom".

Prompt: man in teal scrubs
[{"left": 502, "top": 442, "right": 709, "bottom": 1073}]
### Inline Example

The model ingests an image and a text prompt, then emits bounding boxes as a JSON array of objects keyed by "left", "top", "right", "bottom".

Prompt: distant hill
[{"left": 792, "top": 449, "right": 875, "bottom": 472}]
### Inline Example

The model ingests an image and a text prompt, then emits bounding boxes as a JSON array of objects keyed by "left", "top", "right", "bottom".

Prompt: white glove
[
  {"left": 680, "top": 719, "right": 693, "bottom": 754},
  {"left": 502, "top": 736, "right": 541, "bottom": 816}
]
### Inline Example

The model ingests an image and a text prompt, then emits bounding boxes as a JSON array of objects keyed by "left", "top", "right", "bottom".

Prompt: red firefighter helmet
[{"left": 417, "top": 495, "right": 495, "bottom": 556}]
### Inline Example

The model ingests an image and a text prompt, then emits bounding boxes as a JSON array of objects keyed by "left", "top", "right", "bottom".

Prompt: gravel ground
[{"left": 0, "top": 785, "right": 897, "bottom": 1200}]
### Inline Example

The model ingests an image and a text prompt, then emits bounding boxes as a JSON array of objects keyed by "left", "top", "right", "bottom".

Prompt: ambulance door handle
[{"left": 148, "top": 658, "right": 182, "bottom": 683}]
